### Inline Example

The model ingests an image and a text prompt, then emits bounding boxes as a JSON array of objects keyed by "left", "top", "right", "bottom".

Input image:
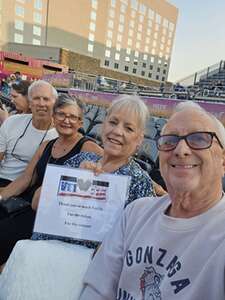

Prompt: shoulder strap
[{"left": 73, "top": 136, "right": 92, "bottom": 154}]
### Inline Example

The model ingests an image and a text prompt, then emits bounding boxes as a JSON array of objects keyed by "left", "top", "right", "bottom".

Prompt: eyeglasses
[
  {"left": 157, "top": 131, "right": 224, "bottom": 151},
  {"left": 11, "top": 118, "right": 50, "bottom": 162},
  {"left": 54, "top": 111, "right": 81, "bottom": 123}
]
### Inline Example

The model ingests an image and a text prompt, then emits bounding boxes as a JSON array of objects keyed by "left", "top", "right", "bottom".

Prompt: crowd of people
[{"left": 0, "top": 73, "right": 224, "bottom": 300}]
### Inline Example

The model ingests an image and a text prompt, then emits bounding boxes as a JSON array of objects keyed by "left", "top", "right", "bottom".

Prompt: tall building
[{"left": 0, "top": 0, "right": 178, "bottom": 83}]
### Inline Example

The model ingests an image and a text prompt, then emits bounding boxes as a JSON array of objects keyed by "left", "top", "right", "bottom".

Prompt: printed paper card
[{"left": 34, "top": 164, "right": 130, "bottom": 242}]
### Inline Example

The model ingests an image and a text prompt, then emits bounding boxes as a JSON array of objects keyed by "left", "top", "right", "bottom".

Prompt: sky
[{"left": 168, "top": 0, "right": 225, "bottom": 83}]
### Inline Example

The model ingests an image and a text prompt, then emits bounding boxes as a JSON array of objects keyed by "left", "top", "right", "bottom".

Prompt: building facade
[{"left": 0, "top": 0, "right": 178, "bottom": 83}]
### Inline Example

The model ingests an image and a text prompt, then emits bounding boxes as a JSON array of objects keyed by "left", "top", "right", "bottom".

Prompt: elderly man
[
  {"left": 79, "top": 101, "right": 225, "bottom": 300},
  {"left": 0, "top": 80, "right": 58, "bottom": 188}
]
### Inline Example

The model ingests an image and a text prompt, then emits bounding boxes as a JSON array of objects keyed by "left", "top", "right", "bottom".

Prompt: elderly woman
[
  {"left": 0, "top": 94, "right": 103, "bottom": 265},
  {"left": 0, "top": 96, "right": 156, "bottom": 298}
]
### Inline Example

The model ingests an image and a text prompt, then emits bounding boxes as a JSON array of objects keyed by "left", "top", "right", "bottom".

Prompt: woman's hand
[
  {"left": 80, "top": 161, "right": 103, "bottom": 176},
  {"left": 31, "top": 186, "right": 42, "bottom": 211}
]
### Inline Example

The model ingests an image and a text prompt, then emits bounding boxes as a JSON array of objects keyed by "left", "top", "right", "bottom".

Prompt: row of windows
[
  {"left": 14, "top": 33, "right": 40, "bottom": 45},
  {"left": 110, "top": 0, "right": 175, "bottom": 31},
  {"left": 15, "top": 5, "right": 42, "bottom": 24},
  {"left": 14, "top": 20, "right": 42, "bottom": 37},
  {"left": 104, "top": 60, "right": 166, "bottom": 81},
  {"left": 15, "top": 0, "right": 43, "bottom": 10}
]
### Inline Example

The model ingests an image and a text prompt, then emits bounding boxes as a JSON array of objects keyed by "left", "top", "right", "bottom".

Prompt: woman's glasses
[
  {"left": 157, "top": 131, "right": 224, "bottom": 151},
  {"left": 54, "top": 111, "right": 81, "bottom": 123}
]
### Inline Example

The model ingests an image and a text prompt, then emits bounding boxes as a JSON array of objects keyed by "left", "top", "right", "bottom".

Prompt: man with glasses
[
  {"left": 79, "top": 101, "right": 225, "bottom": 300},
  {"left": 0, "top": 80, "right": 58, "bottom": 188}
]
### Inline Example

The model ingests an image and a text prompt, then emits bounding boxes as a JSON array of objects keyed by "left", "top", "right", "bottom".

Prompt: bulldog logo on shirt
[{"left": 140, "top": 266, "right": 164, "bottom": 300}]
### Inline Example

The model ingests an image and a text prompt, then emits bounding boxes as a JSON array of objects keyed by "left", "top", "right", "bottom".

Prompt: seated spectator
[
  {"left": 0, "top": 80, "right": 58, "bottom": 188},
  {"left": 0, "top": 80, "right": 31, "bottom": 125},
  {"left": 0, "top": 94, "right": 103, "bottom": 265},
  {"left": 0, "top": 96, "right": 157, "bottom": 298},
  {"left": 79, "top": 101, "right": 225, "bottom": 300}
]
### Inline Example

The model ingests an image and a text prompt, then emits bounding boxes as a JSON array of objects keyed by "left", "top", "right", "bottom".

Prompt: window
[
  {"left": 155, "top": 24, "right": 159, "bottom": 31},
  {"left": 158, "top": 59, "right": 162, "bottom": 65},
  {"left": 15, "top": 19, "right": 24, "bottom": 31},
  {"left": 33, "top": 25, "right": 41, "bottom": 36},
  {"left": 130, "top": 20, "right": 135, "bottom": 28},
  {"left": 117, "top": 34, "right": 122, "bottom": 42},
  {"left": 142, "top": 62, "right": 146, "bottom": 68},
  {"left": 118, "top": 24, "right": 124, "bottom": 33},
  {"left": 105, "top": 49, "right": 111, "bottom": 57},
  {"left": 127, "top": 38, "right": 132, "bottom": 46},
  {"left": 163, "top": 18, "right": 169, "bottom": 28},
  {"left": 164, "top": 62, "right": 168, "bottom": 67},
  {"left": 106, "top": 39, "right": 112, "bottom": 47},
  {"left": 91, "top": 11, "right": 97, "bottom": 21},
  {"left": 136, "top": 42, "right": 140, "bottom": 49},
  {"left": 163, "top": 69, "right": 166, "bottom": 74},
  {"left": 162, "top": 76, "right": 165, "bottom": 81},
  {"left": 34, "top": 0, "right": 42, "bottom": 10},
  {"left": 148, "top": 73, "right": 152, "bottom": 78},
  {"left": 116, "top": 44, "right": 121, "bottom": 51},
  {"left": 139, "top": 4, "right": 146, "bottom": 15},
  {"left": 90, "top": 22, "right": 96, "bottom": 31},
  {"left": 144, "top": 46, "right": 149, "bottom": 52},
  {"left": 130, "top": 0, "right": 138, "bottom": 10},
  {"left": 107, "top": 30, "right": 113, "bottom": 38},
  {"left": 134, "top": 50, "right": 139, "bottom": 58},
  {"left": 150, "top": 57, "right": 154, "bottom": 63},
  {"left": 148, "top": 8, "right": 154, "bottom": 19},
  {"left": 111, "top": 0, "right": 116, "bottom": 7},
  {"left": 115, "top": 53, "right": 120, "bottom": 60},
  {"left": 33, "top": 12, "right": 42, "bottom": 24},
  {"left": 120, "top": 3, "right": 126, "bottom": 13},
  {"left": 143, "top": 54, "right": 148, "bottom": 60},
  {"left": 155, "top": 14, "right": 161, "bottom": 24},
  {"left": 169, "top": 22, "right": 174, "bottom": 31},
  {"left": 33, "top": 38, "right": 40, "bottom": 45},
  {"left": 147, "top": 28, "right": 151, "bottom": 36},
  {"left": 131, "top": 10, "right": 136, "bottom": 18},
  {"left": 108, "top": 19, "right": 114, "bottom": 29},
  {"left": 124, "top": 66, "right": 129, "bottom": 72},
  {"left": 148, "top": 19, "right": 152, "bottom": 27},
  {"left": 89, "top": 33, "right": 95, "bottom": 42},
  {"left": 125, "top": 56, "right": 130, "bottom": 62},
  {"left": 141, "top": 71, "right": 145, "bottom": 76},
  {"left": 156, "top": 75, "right": 159, "bottom": 80},
  {"left": 109, "top": 9, "right": 115, "bottom": 18},
  {"left": 157, "top": 67, "right": 160, "bottom": 72},
  {"left": 126, "top": 48, "right": 131, "bottom": 55},
  {"left": 134, "top": 60, "right": 138, "bottom": 65},
  {"left": 119, "top": 14, "right": 125, "bottom": 23},
  {"left": 137, "top": 32, "right": 141, "bottom": 40},
  {"left": 160, "top": 44, "right": 164, "bottom": 50},
  {"left": 154, "top": 32, "right": 158, "bottom": 39},
  {"left": 149, "top": 65, "right": 153, "bottom": 70},
  {"left": 92, "top": 0, "right": 98, "bottom": 10},
  {"left": 151, "top": 48, "right": 155, "bottom": 55},
  {"left": 104, "top": 60, "right": 109, "bottom": 66},
  {"left": 128, "top": 29, "right": 133, "bottom": 37},
  {"left": 146, "top": 37, "right": 150, "bottom": 44},
  {"left": 153, "top": 40, "right": 157, "bottom": 47},
  {"left": 169, "top": 31, "right": 173, "bottom": 38},
  {"left": 16, "top": 0, "right": 25, "bottom": 3},
  {"left": 139, "top": 15, "right": 144, "bottom": 22},
  {"left": 15, "top": 5, "right": 24, "bottom": 17},
  {"left": 114, "top": 63, "right": 119, "bottom": 69},
  {"left": 88, "top": 43, "right": 94, "bottom": 52},
  {"left": 133, "top": 68, "right": 137, "bottom": 74},
  {"left": 14, "top": 33, "right": 23, "bottom": 43},
  {"left": 138, "top": 24, "right": 142, "bottom": 32}
]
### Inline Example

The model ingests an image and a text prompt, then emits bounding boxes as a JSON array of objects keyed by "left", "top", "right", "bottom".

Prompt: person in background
[
  {"left": 0, "top": 94, "right": 103, "bottom": 267},
  {"left": 0, "top": 80, "right": 31, "bottom": 125},
  {"left": 0, "top": 80, "right": 58, "bottom": 188},
  {"left": 79, "top": 101, "right": 225, "bottom": 300}
]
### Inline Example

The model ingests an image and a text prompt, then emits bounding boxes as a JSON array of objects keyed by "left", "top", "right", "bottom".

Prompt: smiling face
[
  {"left": 53, "top": 104, "right": 83, "bottom": 137},
  {"left": 11, "top": 89, "right": 29, "bottom": 113},
  {"left": 159, "top": 109, "right": 225, "bottom": 198},
  {"left": 29, "top": 84, "right": 56, "bottom": 121},
  {"left": 101, "top": 107, "right": 144, "bottom": 161}
]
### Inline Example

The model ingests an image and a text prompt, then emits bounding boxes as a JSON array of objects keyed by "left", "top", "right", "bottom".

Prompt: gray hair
[
  {"left": 169, "top": 101, "right": 225, "bottom": 147},
  {"left": 106, "top": 95, "right": 149, "bottom": 131},
  {"left": 28, "top": 80, "right": 58, "bottom": 101},
  {"left": 53, "top": 93, "right": 84, "bottom": 118}
]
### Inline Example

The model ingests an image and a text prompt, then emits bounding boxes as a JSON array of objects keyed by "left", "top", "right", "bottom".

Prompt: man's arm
[
  {"left": 79, "top": 212, "right": 126, "bottom": 300},
  {"left": 0, "top": 151, "right": 4, "bottom": 161}
]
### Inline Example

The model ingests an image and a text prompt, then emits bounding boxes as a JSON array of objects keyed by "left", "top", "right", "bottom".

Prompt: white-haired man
[
  {"left": 0, "top": 80, "right": 58, "bottom": 188},
  {"left": 79, "top": 101, "right": 225, "bottom": 300}
]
